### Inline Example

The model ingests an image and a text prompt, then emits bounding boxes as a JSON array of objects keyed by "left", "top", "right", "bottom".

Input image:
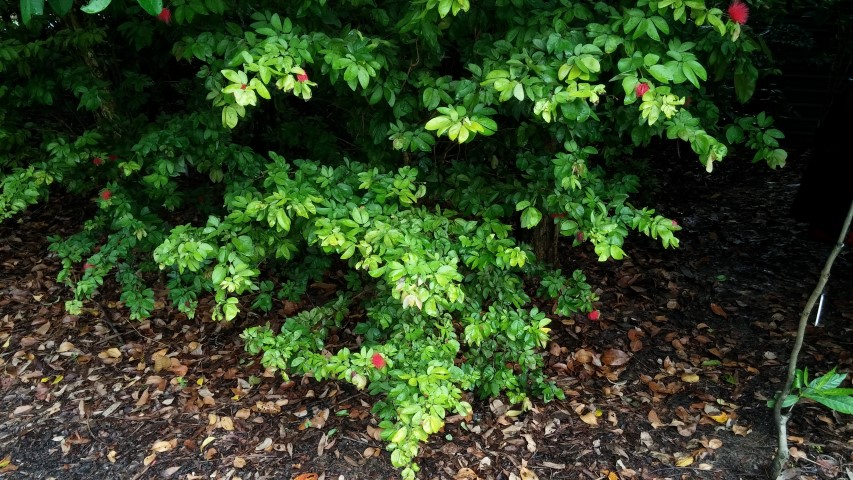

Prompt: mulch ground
[{"left": 1, "top": 149, "right": 851, "bottom": 480}]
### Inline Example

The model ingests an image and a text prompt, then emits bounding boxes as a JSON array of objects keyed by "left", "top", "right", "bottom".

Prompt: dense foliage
[{"left": 1, "top": 0, "right": 785, "bottom": 476}]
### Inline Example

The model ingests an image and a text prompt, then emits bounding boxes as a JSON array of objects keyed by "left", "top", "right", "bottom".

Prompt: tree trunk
[{"left": 529, "top": 218, "right": 558, "bottom": 265}]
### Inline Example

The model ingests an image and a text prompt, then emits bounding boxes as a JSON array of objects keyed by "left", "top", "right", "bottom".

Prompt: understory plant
[{"left": 3, "top": 0, "right": 785, "bottom": 476}]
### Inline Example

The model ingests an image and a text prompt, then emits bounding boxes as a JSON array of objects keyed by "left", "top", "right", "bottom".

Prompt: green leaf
[
  {"left": 80, "top": 0, "right": 111, "bottom": 13},
  {"left": 520, "top": 206, "right": 542, "bottom": 229},
  {"left": 46, "top": 0, "right": 72, "bottom": 15},
  {"left": 648, "top": 64, "right": 672, "bottom": 83},
  {"left": 20, "top": 0, "right": 44, "bottom": 22},
  {"left": 805, "top": 394, "right": 853, "bottom": 414},
  {"left": 425, "top": 116, "right": 452, "bottom": 133},
  {"left": 136, "top": 0, "right": 162, "bottom": 16}
]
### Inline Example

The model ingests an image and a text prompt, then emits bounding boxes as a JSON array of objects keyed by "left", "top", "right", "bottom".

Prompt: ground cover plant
[{"left": 2, "top": 0, "right": 790, "bottom": 477}]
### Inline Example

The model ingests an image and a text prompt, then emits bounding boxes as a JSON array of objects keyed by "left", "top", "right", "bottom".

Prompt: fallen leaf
[
  {"left": 648, "top": 410, "right": 664, "bottom": 428},
  {"left": 143, "top": 453, "right": 156, "bottom": 466},
  {"left": 708, "top": 412, "right": 728, "bottom": 423},
  {"left": 578, "top": 410, "right": 598, "bottom": 426},
  {"left": 151, "top": 440, "right": 174, "bottom": 452},
  {"left": 602, "top": 348, "right": 630, "bottom": 367},
  {"left": 707, "top": 438, "right": 722, "bottom": 449},
  {"left": 294, "top": 474, "right": 319, "bottom": 480},
  {"left": 710, "top": 303, "right": 728, "bottom": 318},
  {"left": 255, "top": 437, "right": 273, "bottom": 451},
  {"left": 454, "top": 467, "right": 481, "bottom": 480},
  {"left": 789, "top": 447, "right": 807, "bottom": 460},
  {"left": 152, "top": 353, "right": 171, "bottom": 372},
  {"left": 732, "top": 424, "right": 751, "bottom": 436},
  {"left": 13, "top": 405, "right": 33, "bottom": 416},
  {"left": 233, "top": 456, "right": 246, "bottom": 468},
  {"left": 675, "top": 455, "right": 694, "bottom": 467},
  {"left": 199, "top": 436, "right": 215, "bottom": 451},
  {"left": 107, "top": 450, "right": 117, "bottom": 463},
  {"left": 162, "top": 466, "right": 181, "bottom": 477},
  {"left": 219, "top": 416, "right": 234, "bottom": 431},
  {"left": 681, "top": 373, "right": 700, "bottom": 383},
  {"left": 519, "top": 465, "right": 540, "bottom": 480}
]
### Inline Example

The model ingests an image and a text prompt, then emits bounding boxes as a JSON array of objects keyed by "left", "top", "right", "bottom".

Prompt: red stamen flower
[
  {"left": 296, "top": 73, "right": 309, "bottom": 82},
  {"left": 92, "top": 157, "right": 103, "bottom": 166},
  {"left": 157, "top": 7, "right": 172, "bottom": 24},
  {"left": 588, "top": 310, "right": 600, "bottom": 321},
  {"left": 371, "top": 353, "right": 386, "bottom": 369},
  {"left": 728, "top": 0, "right": 749, "bottom": 25},
  {"left": 83, "top": 263, "right": 95, "bottom": 270},
  {"left": 635, "top": 82, "right": 650, "bottom": 98},
  {"left": 100, "top": 189, "right": 112, "bottom": 201}
]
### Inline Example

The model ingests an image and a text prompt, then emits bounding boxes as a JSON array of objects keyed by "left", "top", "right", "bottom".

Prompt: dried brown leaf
[
  {"left": 710, "top": 303, "right": 728, "bottom": 319},
  {"left": 602, "top": 348, "right": 630, "bottom": 367}
]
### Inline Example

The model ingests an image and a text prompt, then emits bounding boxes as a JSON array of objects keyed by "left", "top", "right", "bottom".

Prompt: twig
[{"left": 770, "top": 199, "right": 853, "bottom": 479}]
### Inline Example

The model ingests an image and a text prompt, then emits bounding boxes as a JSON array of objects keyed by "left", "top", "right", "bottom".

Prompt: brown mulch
[{"left": 1, "top": 150, "right": 852, "bottom": 480}]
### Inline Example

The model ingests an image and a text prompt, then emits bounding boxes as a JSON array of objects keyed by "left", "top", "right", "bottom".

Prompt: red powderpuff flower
[
  {"left": 83, "top": 263, "right": 95, "bottom": 270},
  {"left": 157, "top": 7, "right": 172, "bottom": 24},
  {"left": 588, "top": 310, "right": 601, "bottom": 321},
  {"left": 296, "top": 73, "right": 309, "bottom": 82},
  {"left": 728, "top": 0, "right": 749, "bottom": 25},
  {"left": 100, "top": 189, "right": 112, "bottom": 201},
  {"left": 92, "top": 157, "right": 103, "bottom": 166},
  {"left": 371, "top": 353, "right": 386, "bottom": 369},
  {"left": 635, "top": 82, "right": 650, "bottom": 98}
]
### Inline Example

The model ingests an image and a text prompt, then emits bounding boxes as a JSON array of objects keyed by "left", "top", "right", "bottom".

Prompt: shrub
[{"left": 3, "top": 0, "right": 784, "bottom": 476}]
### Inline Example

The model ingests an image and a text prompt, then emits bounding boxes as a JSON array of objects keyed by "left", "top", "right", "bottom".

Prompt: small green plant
[{"left": 769, "top": 368, "right": 853, "bottom": 414}]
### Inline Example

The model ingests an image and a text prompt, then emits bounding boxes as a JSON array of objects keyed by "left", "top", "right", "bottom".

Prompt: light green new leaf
[
  {"left": 80, "top": 0, "right": 111, "bottom": 13},
  {"left": 520, "top": 206, "right": 542, "bottom": 229}
]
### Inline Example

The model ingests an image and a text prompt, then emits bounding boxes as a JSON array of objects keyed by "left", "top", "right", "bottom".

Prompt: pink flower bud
[
  {"left": 157, "top": 7, "right": 172, "bottom": 24},
  {"left": 635, "top": 82, "right": 650, "bottom": 98},
  {"left": 297, "top": 73, "right": 309, "bottom": 82},
  {"left": 588, "top": 310, "right": 600, "bottom": 321},
  {"left": 100, "top": 189, "right": 112, "bottom": 201}
]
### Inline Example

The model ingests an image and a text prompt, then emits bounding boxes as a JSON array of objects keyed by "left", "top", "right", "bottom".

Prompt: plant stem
[{"left": 770, "top": 199, "right": 853, "bottom": 479}]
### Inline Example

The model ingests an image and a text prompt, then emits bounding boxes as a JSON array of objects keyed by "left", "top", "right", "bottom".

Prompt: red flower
[
  {"left": 240, "top": 83, "right": 247, "bottom": 90},
  {"left": 100, "top": 189, "right": 112, "bottom": 201},
  {"left": 588, "top": 310, "right": 600, "bottom": 321},
  {"left": 296, "top": 73, "right": 309, "bottom": 82},
  {"left": 83, "top": 263, "right": 95, "bottom": 270},
  {"left": 728, "top": 0, "right": 749, "bottom": 25},
  {"left": 671, "top": 219, "right": 679, "bottom": 227},
  {"left": 371, "top": 353, "right": 386, "bottom": 369},
  {"left": 635, "top": 82, "right": 650, "bottom": 98},
  {"left": 108, "top": 155, "right": 118, "bottom": 161},
  {"left": 92, "top": 157, "right": 103, "bottom": 166},
  {"left": 157, "top": 7, "right": 172, "bottom": 24},
  {"left": 576, "top": 231, "right": 584, "bottom": 242}
]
